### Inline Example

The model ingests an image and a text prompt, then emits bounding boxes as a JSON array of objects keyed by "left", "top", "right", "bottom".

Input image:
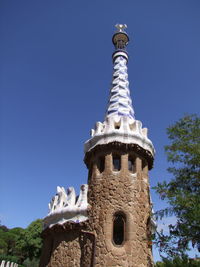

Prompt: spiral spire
[
  {"left": 84, "top": 25, "right": 155, "bottom": 163},
  {"left": 105, "top": 24, "right": 135, "bottom": 120}
]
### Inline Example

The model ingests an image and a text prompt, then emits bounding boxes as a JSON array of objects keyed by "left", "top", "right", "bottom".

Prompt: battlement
[
  {"left": 43, "top": 184, "right": 89, "bottom": 229},
  {"left": 85, "top": 116, "right": 155, "bottom": 157}
]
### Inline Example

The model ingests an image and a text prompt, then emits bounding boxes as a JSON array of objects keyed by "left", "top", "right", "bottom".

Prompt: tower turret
[
  {"left": 39, "top": 25, "right": 156, "bottom": 267},
  {"left": 84, "top": 24, "right": 155, "bottom": 267}
]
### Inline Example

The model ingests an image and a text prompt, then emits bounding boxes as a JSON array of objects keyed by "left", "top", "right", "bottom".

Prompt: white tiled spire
[
  {"left": 105, "top": 51, "right": 134, "bottom": 120},
  {"left": 84, "top": 25, "right": 155, "bottom": 159},
  {"left": 106, "top": 24, "right": 134, "bottom": 120}
]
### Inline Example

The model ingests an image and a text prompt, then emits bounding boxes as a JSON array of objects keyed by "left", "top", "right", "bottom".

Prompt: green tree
[
  {"left": 0, "top": 226, "right": 25, "bottom": 263},
  {"left": 0, "top": 219, "right": 43, "bottom": 265},
  {"left": 0, "top": 228, "right": 18, "bottom": 255},
  {"left": 22, "top": 219, "right": 43, "bottom": 260},
  {"left": 23, "top": 257, "right": 40, "bottom": 267},
  {"left": 154, "top": 256, "right": 200, "bottom": 267},
  {"left": 154, "top": 114, "right": 200, "bottom": 257}
]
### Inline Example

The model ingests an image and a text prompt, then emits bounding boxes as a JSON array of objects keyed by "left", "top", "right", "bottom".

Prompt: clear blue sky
[{"left": 1, "top": 0, "right": 200, "bottom": 261}]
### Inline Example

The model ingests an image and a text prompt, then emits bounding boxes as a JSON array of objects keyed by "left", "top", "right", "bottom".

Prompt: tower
[
  {"left": 84, "top": 24, "right": 155, "bottom": 267},
  {"left": 39, "top": 24, "right": 155, "bottom": 267}
]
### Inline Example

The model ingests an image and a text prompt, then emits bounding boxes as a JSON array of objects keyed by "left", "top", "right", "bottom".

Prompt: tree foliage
[
  {"left": 154, "top": 256, "right": 200, "bottom": 267},
  {"left": 0, "top": 219, "right": 43, "bottom": 266},
  {"left": 22, "top": 219, "right": 43, "bottom": 260},
  {"left": 154, "top": 114, "right": 200, "bottom": 257}
]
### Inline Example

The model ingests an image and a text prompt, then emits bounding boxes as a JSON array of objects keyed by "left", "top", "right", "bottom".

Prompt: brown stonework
[
  {"left": 39, "top": 222, "right": 94, "bottom": 267},
  {"left": 40, "top": 142, "right": 154, "bottom": 267},
  {"left": 85, "top": 143, "right": 154, "bottom": 267},
  {"left": 84, "top": 142, "right": 154, "bottom": 170}
]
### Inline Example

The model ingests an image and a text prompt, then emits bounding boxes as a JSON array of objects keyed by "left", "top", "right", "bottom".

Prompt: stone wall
[
  {"left": 39, "top": 222, "right": 93, "bottom": 267},
  {"left": 40, "top": 142, "right": 153, "bottom": 267},
  {"left": 85, "top": 143, "right": 153, "bottom": 267}
]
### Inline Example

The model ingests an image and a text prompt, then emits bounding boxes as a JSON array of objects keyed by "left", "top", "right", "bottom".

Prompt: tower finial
[
  {"left": 112, "top": 24, "right": 129, "bottom": 50},
  {"left": 115, "top": 24, "right": 127, "bottom": 33}
]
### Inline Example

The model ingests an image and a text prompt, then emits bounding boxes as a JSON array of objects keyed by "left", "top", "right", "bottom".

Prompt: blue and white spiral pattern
[{"left": 105, "top": 56, "right": 135, "bottom": 119}]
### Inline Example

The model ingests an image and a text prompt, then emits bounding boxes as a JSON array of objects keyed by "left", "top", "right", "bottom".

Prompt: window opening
[
  {"left": 147, "top": 217, "right": 152, "bottom": 249},
  {"left": 113, "top": 155, "right": 121, "bottom": 171},
  {"left": 128, "top": 156, "right": 136, "bottom": 173},
  {"left": 114, "top": 120, "right": 121, "bottom": 130},
  {"left": 88, "top": 165, "right": 93, "bottom": 181},
  {"left": 113, "top": 213, "right": 126, "bottom": 245},
  {"left": 114, "top": 122, "right": 120, "bottom": 129},
  {"left": 97, "top": 157, "right": 105, "bottom": 173}
]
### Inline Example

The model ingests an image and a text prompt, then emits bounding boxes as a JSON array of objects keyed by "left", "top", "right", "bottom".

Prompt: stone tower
[
  {"left": 84, "top": 24, "right": 155, "bottom": 267},
  {"left": 39, "top": 24, "right": 155, "bottom": 267}
]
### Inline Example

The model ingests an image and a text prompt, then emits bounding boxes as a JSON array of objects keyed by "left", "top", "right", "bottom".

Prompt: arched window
[
  {"left": 113, "top": 155, "right": 121, "bottom": 171},
  {"left": 113, "top": 212, "right": 126, "bottom": 245},
  {"left": 128, "top": 156, "right": 136, "bottom": 173}
]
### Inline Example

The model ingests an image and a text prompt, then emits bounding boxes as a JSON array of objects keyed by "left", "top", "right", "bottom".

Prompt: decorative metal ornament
[
  {"left": 115, "top": 24, "right": 127, "bottom": 33},
  {"left": 113, "top": 24, "right": 129, "bottom": 50}
]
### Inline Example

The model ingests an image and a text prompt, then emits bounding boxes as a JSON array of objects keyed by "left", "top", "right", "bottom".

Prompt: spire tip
[
  {"left": 112, "top": 24, "right": 129, "bottom": 50},
  {"left": 115, "top": 24, "right": 127, "bottom": 33}
]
